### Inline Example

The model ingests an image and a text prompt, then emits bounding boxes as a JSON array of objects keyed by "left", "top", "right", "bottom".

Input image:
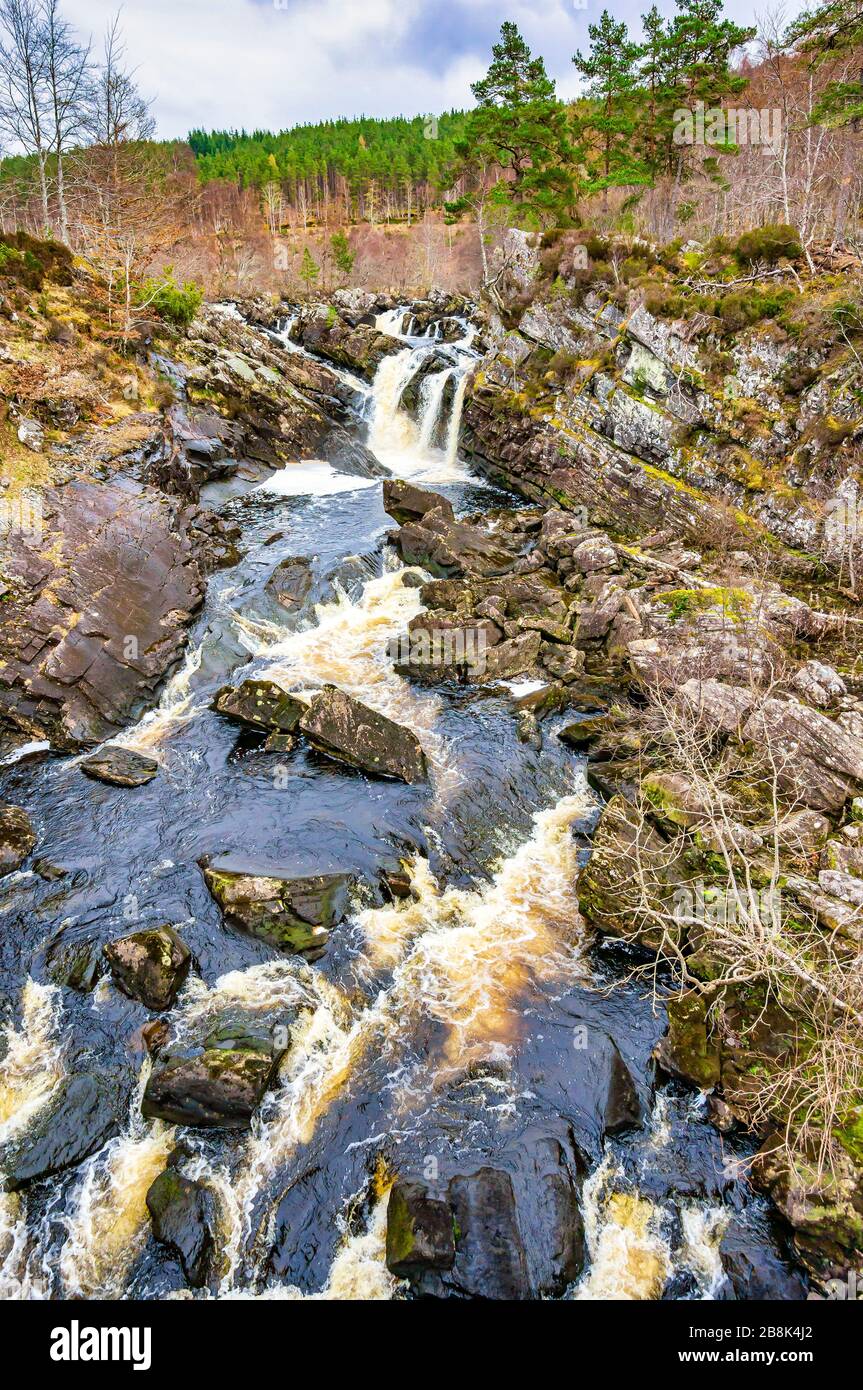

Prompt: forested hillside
[{"left": 188, "top": 115, "right": 469, "bottom": 226}]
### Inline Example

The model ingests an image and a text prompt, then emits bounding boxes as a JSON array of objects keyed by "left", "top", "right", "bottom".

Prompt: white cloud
[{"left": 60, "top": 0, "right": 764, "bottom": 139}]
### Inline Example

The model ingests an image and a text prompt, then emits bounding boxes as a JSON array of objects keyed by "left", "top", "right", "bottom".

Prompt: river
[{"left": 0, "top": 307, "right": 806, "bottom": 1301}]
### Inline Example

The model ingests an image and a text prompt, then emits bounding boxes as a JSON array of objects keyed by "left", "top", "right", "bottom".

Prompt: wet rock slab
[
  {"left": 213, "top": 679, "right": 307, "bottom": 734},
  {"left": 80, "top": 745, "right": 159, "bottom": 787},
  {"left": 201, "top": 853, "right": 354, "bottom": 957},
  {"left": 0, "top": 476, "right": 210, "bottom": 749},
  {"left": 146, "top": 1166, "right": 216, "bottom": 1288},
  {"left": 387, "top": 1148, "right": 585, "bottom": 1300},
  {"left": 0, "top": 803, "right": 36, "bottom": 874},
  {"left": 299, "top": 685, "right": 428, "bottom": 784},
  {"left": 0, "top": 1073, "right": 122, "bottom": 1190},
  {"left": 142, "top": 1048, "right": 279, "bottom": 1129}
]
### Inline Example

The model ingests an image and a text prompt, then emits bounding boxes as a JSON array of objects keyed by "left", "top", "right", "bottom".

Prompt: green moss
[{"left": 656, "top": 586, "right": 753, "bottom": 623}]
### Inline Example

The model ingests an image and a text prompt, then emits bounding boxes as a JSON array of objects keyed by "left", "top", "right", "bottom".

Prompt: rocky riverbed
[{"left": 0, "top": 245, "right": 861, "bottom": 1299}]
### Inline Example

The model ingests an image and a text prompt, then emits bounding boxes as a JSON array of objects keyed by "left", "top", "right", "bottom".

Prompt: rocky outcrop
[
  {"left": 299, "top": 685, "right": 428, "bottom": 784},
  {"left": 104, "top": 925, "right": 192, "bottom": 1011},
  {"left": 290, "top": 305, "right": 394, "bottom": 379},
  {"left": 201, "top": 854, "right": 354, "bottom": 958},
  {"left": 464, "top": 234, "right": 861, "bottom": 564},
  {"left": 741, "top": 699, "right": 863, "bottom": 812}
]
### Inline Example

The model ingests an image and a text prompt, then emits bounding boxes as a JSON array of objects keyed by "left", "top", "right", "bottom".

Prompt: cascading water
[
  {"left": 374, "top": 307, "right": 408, "bottom": 337},
  {"left": 417, "top": 366, "right": 454, "bottom": 450},
  {"left": 0, "top": 296, "right": 807, "bottom": 1305}
]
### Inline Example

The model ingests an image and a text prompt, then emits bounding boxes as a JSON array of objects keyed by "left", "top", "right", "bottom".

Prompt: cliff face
[{"left": 464, "top": 230, "right": 862, "bottom": 570}]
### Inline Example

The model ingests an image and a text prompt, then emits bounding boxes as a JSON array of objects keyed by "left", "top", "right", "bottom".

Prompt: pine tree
[
  {"left": 633, "top": 0, "right": 755, "bottom": 235},
  {"left": 787, "top": 0, "right": 863, "bottom": 127},
  {"left": 298, "top": 245, "right": 319, "bottom": 293},
  {"left": 330, "top": 229, "right": 354, "bottom": 277},
  {"left": 457, "top": 21, "right": 577, "bottom": 227},
  {"left": 573, "top": 10, "right": 647, "bottom": 209}
]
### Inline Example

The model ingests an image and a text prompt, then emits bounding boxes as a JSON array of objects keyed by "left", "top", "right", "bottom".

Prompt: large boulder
[
  {"left": 0, "top": 1073, "right": 122, "bottom": 1190},
  {"left": 391, "top": 510, "right": 522, "bottom": 579},
  {"left": 212, "top": 679, "right": 306, "bottom": 734},
  {"left": 0, "top": 803, "right": 36, "bottom": 875},
  {"left": 201, "top": 853, "right": 353, "bottom": 957},
  {"left": 299, "top": 686, "right": 428, "bottom": 783},
  {"left": 146, "top": 1167, "right": 216, "bottom": 1288},
  {"left": 387, "top": 1147, "right": 584, "bottom": 1300},
  {"left": 80, "top": 746, "right": 158, "bottom": 787},
  {"left": 382, "top": 479, "right": 455, "bottom": 527},
  {"left": 142, "top": 1049, "right": 278, "bottom": 1128},
  {"left": 104, "top": 925, "right": 192, "bottom": 1012},
  {"left": 741, "top": 698, "right": 863, "bottom": 812}
]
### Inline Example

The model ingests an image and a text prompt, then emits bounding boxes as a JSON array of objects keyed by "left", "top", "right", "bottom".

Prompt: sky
[{"left": 62, "top": 0, "right": 770, "bottom": 140}]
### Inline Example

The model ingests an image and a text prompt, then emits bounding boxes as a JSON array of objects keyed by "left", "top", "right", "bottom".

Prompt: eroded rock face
[
  {"left": 213, "top": 680, "right": 306, "bottom": 734},
  {"left": 80, "top": 746, "right": 159, "bottom": 787},
  {"left": 202, "top": 854, "right": 353, "bottom": 958},
  {"left": 0, "top": 477, "right": 210, "bottom": 749},
  {"left": 299, "top": 685, "right": 428, "bottom": 784},
  {"left": 0, "top": 803, "right": 36, "bottom": 875},
  {"left": 104, "top": 925, "right": 192, "bottom": 1011},
  {"left": 742, "top": 699, "right": 863, "bottom": 811},
  {"left": 142, "top": 1049, "right": 278, "bottom": 1128}
]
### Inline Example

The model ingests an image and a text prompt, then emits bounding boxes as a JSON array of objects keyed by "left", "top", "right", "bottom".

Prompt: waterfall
[
  {"left": 445, "top": 369, "right": 470, "bottom": 467},
  {"left": 366, "top": 346, "right": 428, "bottom": 460},
  {"left": 417, "top": 367, "right": 454, "bottom": 450},
  {"left": 374, "top": 307, "right": 408, "bottom": 337}
]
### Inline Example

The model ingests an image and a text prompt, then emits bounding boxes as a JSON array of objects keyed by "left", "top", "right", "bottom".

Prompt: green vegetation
[
  {"left": 0, "top": 232, "right": 73, "bottom": 291},
  {"left": 137, "top": 270, "right": 204, "bottom": 328}
]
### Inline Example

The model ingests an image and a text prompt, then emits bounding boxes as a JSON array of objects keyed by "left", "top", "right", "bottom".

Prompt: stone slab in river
[
  {"left": 213, "top": 679, "right": 307, "bottom": 733},
  {"left": 80, "top": 745, "right": 159, "bottom": 787},
  {"left": 201, "top": 854, "right": 354, "bottom": 957},
  {"left": 299, "top": 684, "right": 428, "bottom": 783},
  {"left": 142, "top": 1049, "right": 278, "bottom": 1128},
  {"left": 146, "top": 1168, "right": 216, "bottom": 1288}
]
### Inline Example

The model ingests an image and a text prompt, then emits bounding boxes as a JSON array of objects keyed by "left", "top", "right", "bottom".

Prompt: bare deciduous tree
[{"left": 0, "top": 0, "right": 50, "bottom": 226}]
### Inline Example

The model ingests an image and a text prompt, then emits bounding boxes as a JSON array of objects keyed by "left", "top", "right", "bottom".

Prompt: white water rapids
[{"left": 0, "top": 304, "right": 744, "bottom": 1303}]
